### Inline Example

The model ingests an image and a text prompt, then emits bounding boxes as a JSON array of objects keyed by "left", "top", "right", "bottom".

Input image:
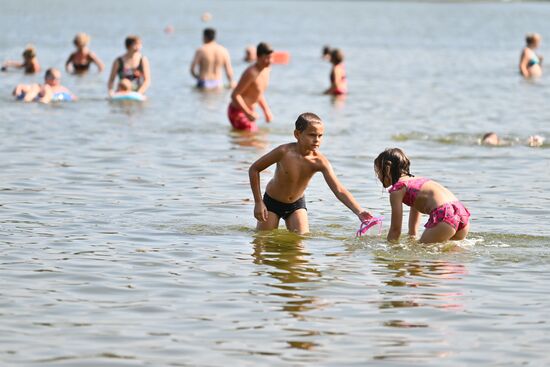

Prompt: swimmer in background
[
  {"left": 190, "top": 28, "right": 235, "bottom": 90},
  {"left": 519, "top": 33, "right": 543, "bottom": 79},
  {"left": 244, "top": 46, "right": 256, "bottom": 63},
  {"left": 481, "top": 132, "right": 545, "bottom": 147},
  {"left": 107, "top": 35, "right": 151, "bottom": 96},
  {"left": 481, "top": 132, "right": 500, "bottom": 146},
  {"left": 12, "top": 68, "right": 77, "bottom": 103},
  {"left": 111, "top": 78, "right": 147, "bottom": 101},
  {"left": 374, "top": 148, "right": 470, "bottom": 244},
  {"left": 228, "top": 42, "right": 274, "bottom": 131},
  {"left": 1, "top": 45, "right": 40, "bottom": 74},
  {"left": 249, "top": 112, "right": 372, "bottom": 234},
  {"left": 324, "top": 48, "right": 347, "bottom": 96},
  {"left": 65, "top": 33, "right": 104, "bottom": 74}
]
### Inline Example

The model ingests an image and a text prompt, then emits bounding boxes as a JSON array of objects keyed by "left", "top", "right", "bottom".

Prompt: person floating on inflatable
[
  {"left": 13, "top": 68, "right": 76, "bottom": 103},
  {"left": 107, "top": 35, "right": 151, "bottom": 96},
  {"left": 249, "top": 112, "right": 372, "bottom": 234},
  {"left": 110, "top": 78, "right": 146, "bottom": 101},
  {"left": 1, "top": 45, "right": 40, "bottom": 74}
]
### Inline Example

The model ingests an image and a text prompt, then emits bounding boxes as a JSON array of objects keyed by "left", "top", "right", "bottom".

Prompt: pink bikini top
[{"left": 388, "top": 178, "right": 430, "bottom": 207}]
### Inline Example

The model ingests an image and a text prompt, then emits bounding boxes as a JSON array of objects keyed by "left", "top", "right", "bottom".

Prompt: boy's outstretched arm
[
  {"left": 321, "top": 159, "right": 372, "bottom": 221},
  {"left": 248, "top": 146, "right": 285, "bottom": 222}
]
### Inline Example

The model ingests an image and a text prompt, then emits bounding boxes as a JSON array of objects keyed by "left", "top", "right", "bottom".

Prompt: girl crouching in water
[{"left": 374, "top": 148, "right": 470, "bottom": 244}]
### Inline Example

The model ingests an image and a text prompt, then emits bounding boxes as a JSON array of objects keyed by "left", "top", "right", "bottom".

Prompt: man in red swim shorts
[{"left": 228, "top": 42, "right": 274, "bottom": 131}]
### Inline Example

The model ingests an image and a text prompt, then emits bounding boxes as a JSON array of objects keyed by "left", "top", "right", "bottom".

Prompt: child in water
[
  {"left": 110, "top": 78, "right": 146, "bottom": 101},
  {"left": 249, "top": 112, "right": 372, "bottom": 234},
  {"left": 12, "top": 68, "right": 76, "bottom": 103},
  {"left": 481, "top": 132, "right": 545, "bottom": 147},
  {"left": 374, "top": 148, "right": 470, "bottom": 244},
  {"left": 65, "top": 32, "right": 104, "bottom": 74},
  {"left": 519, "top": 33, "right": 543, "bottom": 79},
  {"left": 324, "top": 48, "right": 347, "bottom": 95},
  {"left": 1, "top": 45, "right": 40, "bottom": 74}
]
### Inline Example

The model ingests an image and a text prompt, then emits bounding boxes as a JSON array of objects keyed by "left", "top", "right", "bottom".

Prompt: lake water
[{"left": 1, "top": 0, "right": 550, "bottom": 366}]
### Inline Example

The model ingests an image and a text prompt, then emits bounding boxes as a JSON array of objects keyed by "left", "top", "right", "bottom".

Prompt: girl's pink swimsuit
[{"left": 389, "top": 178, "right": 470, "bottom": 231}]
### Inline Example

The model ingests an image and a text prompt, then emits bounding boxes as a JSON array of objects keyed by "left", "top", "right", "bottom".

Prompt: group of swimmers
[
  {"left": 4, "top": 33, "right": 150, "bottom": 103},
  {"left": 3, "top": 29, "right": 545, "bottom": 244}
]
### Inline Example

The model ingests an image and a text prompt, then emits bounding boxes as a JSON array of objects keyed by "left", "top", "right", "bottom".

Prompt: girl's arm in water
[
  {"left": 388, "top": 191, "right": 404, "bottom": 242},
  {"left": 408, "top": 206, "right": 421, "bottom": 237}
]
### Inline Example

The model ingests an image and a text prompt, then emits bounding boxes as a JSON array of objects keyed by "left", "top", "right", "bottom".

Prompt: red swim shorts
[{"left": 227, "top": 104, "right": 257, "bottom": 132}]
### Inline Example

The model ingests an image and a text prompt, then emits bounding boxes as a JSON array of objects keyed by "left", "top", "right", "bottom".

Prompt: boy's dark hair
[
  {"left": 125, "top": 35, "right": 141, "bottom": 49},
  {"left": 322, "top": 45, "right": 331, "bottom": 56},
  {"left": 295, "top": 112, "right": 322, "bottom": 132},
  {"left": 203, "top": 28, "right": 216, "bottom": 42},
  {"left": 374, "top": 148, "right": 413, "bottom": 186}
]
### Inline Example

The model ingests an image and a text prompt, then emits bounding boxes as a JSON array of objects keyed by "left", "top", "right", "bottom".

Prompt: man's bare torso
[{"left": 197, "top": 43, "right": 228, "bottom": 81}]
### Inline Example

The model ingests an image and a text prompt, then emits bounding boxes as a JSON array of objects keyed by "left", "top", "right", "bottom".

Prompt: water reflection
[
  {"left": 228, "top": 129, "right": 269, "bottom": 150},
  {"left": 251, "top": 231, "right": 323, "bottom": 350},
  {"left": 373, "top": 257, "right": 467, "bottom": 315},
  {"left": 252, "top": 232, "right": 321, "bottom": 316},
  {"left": 330, "top": 94, "right": 346, "bottom": 109},
  {"left": 108, "top": 99, "right": 147, "bottom": 116}
]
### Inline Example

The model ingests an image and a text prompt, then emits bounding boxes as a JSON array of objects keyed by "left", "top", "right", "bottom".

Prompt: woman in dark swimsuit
[
  {"left": 65, "top": 33, "right": 104, "bottom": 75},
  {"left": 107, "top": 35, "right": 151, "bottom": 96}
]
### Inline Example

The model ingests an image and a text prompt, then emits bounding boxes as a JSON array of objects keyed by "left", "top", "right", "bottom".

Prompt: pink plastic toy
[{"left": 356, "top": 216, "right": 384, "bottom": 237}]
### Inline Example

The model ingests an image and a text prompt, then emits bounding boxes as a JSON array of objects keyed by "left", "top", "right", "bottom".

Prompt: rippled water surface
[{"left": 1, "top": 0, "right": 550, "bottom": 366}]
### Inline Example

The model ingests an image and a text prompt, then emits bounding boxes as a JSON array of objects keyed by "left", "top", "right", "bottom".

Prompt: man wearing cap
[{"left": 228, "top": 42, "right": 274, "bottom": 131}]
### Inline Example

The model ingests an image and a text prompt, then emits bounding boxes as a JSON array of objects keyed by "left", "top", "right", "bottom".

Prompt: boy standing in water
[
  {"left": 249, "top": 113, "right": 372, "bottom": 234},
  {"left": 229, "top": 42, "right": 274, "bottom": 131}
]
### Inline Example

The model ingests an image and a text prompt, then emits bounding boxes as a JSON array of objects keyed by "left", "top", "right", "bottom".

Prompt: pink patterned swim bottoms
[{"left": 425, "top": 201, "right": 470, "bottom": 231}]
